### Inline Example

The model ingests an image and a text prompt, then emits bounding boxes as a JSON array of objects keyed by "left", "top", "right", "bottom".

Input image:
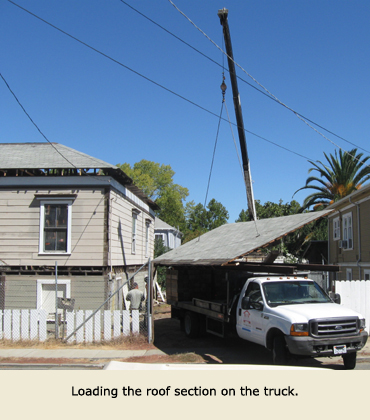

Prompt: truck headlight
[
  {"left": 290, "top": 323, "right": 309, "bottom": 336},
  {"left": 359, "top": 318, "right": 366, "bottom": 332}
]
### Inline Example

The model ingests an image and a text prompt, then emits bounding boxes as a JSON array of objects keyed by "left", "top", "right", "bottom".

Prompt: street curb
[{"left": 0, "top": 363, "right": 105, "bottom": 369}]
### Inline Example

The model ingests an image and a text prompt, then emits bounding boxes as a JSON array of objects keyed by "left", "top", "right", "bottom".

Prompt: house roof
[
  {"left": 0, "top": 143, "right": 159, "bottom": 210},
  {"left": 0, "top": 143, "right": 116, "bottom": 170},
  {"left": 154, "top": 217, "right": 182, "bottom": 235},
  {"left": 154, "top": 209, "right": 333, "bottom": 267}
]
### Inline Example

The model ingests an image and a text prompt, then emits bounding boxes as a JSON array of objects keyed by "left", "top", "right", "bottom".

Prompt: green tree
[
  {"left": 236, "top": 199, "right": 301, "bottom": 222},
  {"left": 154, "top": 236, "right": 171, "bottom": 289},
  {"left": 117, "top": 160, "right": 189, "bottom": 228},
  {"left": 182, "top": 199, "right": 229, "bottom": 243},
  {"left": 294, "top": 148, "right": 370, "bottom": 211}
]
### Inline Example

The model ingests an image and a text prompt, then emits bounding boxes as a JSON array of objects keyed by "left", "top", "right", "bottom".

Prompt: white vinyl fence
[
  {"left": 0, "top": 309, "right": 142, "bottom": 343},
  {"left": 335, "top": 280, "right": 370, "bottom": 333}
]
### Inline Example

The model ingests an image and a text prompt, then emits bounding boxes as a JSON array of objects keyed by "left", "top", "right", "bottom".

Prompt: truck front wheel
[
  {"left": 272, "top": 335, "right": 288, "bottom": 365},
  {"left": 184, "top": 312, "right": 200, "bottom": 338},
  {"left": 342, "top": 352, "right": 357, "bottom": 370}
]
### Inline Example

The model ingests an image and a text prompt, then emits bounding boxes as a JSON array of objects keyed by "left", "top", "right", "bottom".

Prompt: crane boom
[{"left": 218, "top": 8, "right": 256, "bottom": 221}]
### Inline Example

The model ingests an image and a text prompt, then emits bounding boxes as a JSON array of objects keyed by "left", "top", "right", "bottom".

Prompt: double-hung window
[
  {"left": 145, "top": 220, "right": 151, "bottom": 258},
  {"left": 333, "top": 217, "right": 340, "bottom": 240},
  {"left": 342, "top": 212, "right": 353, "bottom": 250},
  {"left": 39, "top": 199, "right": 73, "bottom": 254},
  {"left": 131, "top": 210, "right": 140, "bottom": 254}
]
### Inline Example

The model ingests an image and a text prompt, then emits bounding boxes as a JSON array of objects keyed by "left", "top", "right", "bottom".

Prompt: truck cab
[{"left": 236, "top": 276, "right": 368, "bottom": 369}]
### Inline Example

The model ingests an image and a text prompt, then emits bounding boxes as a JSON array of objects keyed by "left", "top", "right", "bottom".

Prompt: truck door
[{"left": 236, "top": 282, "right": 265, "bottom": 345}]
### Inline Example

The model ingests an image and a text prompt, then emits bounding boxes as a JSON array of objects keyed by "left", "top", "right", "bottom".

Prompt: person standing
[{"left": 126, "top": 282, "right": 145, "bottom": 311}]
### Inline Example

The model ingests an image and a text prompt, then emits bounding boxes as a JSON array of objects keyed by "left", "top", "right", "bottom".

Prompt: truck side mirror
[
  {"left": 330, "top": 292, "right": 341, "bottom": 304},
  {"left": 333, "top": 293, "right": 341, "bottom": 304},
  {"left": 241, "top": 297, "right": 250, "bottom": 309}
]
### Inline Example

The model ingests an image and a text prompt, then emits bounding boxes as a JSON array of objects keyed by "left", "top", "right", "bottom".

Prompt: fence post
[{"left": 147, "top": 258, "right": 153, "bottom": 343}]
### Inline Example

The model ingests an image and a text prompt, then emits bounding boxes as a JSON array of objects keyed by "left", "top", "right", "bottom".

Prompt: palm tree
[{"left": 295, "top": 148, "right": 370, "bottom": 211}]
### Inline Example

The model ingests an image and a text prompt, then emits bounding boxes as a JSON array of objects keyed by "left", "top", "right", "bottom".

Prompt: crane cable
[{"left": 202, "top": 81, "right": 224, "bottom": 217}]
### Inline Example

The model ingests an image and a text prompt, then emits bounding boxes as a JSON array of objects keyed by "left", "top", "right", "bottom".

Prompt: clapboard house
[
  {"left": 327, "top": 183, "right": 370, "bottom": 281},
  {"left": 0, "top": 143, "right": 158, "bottom": 317}
]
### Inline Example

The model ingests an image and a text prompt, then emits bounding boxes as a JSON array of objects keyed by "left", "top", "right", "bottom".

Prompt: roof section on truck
[{"left": 154, "top": 210, "right": 334, "bottom": 269}]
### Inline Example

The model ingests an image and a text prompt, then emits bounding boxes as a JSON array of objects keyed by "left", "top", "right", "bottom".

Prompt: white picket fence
[
  {"left": 335, "top": 280, "right": 370, "bottom": 333},
  {"left": 0, "top": 309, "right": 48, "bottom": 341},
  {"left": 0, "top": 309, "right": 142, "bottom": 343}
]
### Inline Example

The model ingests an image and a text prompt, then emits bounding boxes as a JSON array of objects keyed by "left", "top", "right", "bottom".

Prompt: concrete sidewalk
[
  {"left": 0, "top": 340, "right": 369, "bottom": 363},
  {"left": 0, "top": 348, "right": 165, "bottom": 359}
]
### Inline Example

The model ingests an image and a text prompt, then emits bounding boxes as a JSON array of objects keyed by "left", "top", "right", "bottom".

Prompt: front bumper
[{"left": 285, "top": 331, "right": 368, "bottom": 357}]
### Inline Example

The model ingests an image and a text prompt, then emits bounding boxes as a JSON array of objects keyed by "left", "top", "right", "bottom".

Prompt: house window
[
  {"left": 145, "top": 221, "right": 150, "bottom": 258},
  {"left": 333, "top": 217, "right": 340, "bottom": 240},
  {"left": 346, "top": 269, "right": 353, "bottom": 281},
  {"left": 364, "top": 270, "right": 370, "bottom": 281},
  {"left": 39, "top": 200, "right": 72, "bottom": 254},
  {"left": 342, "top": 212, "right": 353, "bottom": 249},
  {"left": 131, "top": 210, "right": 139, "bottom": 254},
  {"left": 155, "top": 233, "right": 165, "bottom": 246}
]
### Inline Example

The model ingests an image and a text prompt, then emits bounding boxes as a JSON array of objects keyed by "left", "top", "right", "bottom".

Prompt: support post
[{"left": 55, "top": 261, "right": 59, "bottom": 339}]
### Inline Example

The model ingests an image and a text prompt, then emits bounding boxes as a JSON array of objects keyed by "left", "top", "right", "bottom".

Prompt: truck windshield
[{"left": 262, "top": 281, "right": 331, "bottom": 307}]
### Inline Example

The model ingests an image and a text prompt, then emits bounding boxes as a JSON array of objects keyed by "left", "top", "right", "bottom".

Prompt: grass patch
[{"left": 0, "top": 333, "right": 154, "bottom": 350}]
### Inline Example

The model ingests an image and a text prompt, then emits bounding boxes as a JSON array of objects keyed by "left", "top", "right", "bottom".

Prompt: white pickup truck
[
  {"left": 236, "top": 276, "right": 368, "bottom": 369},
  {"left": 170, "top": 274, "right": 368, "bottom": 369}
]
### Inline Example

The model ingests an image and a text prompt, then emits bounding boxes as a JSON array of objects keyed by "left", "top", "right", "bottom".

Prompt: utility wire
[
  {"left": 0, "top": 71, "right": 77, "bottom": 168},
  {"left": 120, "top": 0, "right": 369, "bottom": 155},
  {"left": 203, "top": 98, "right": 223, "bottom": 210},
  {"left": 168, "top": 0, "right": 370, "bottom": 164},
  {"left": 1, "top": 70, "right": 133, "bottom": 188},
  {"left": 5, "top": 0, "right": 313, "bottom": 163}
]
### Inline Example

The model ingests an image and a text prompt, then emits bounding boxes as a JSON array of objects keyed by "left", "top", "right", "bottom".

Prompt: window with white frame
[
  {"left": 364, "top": 269, "right": 370, "bottom": 281},
  {"left": 346, "top": 268, "right": 353, "bottom": 281},
  {"left": 131, "top": 210, "right": 139, "bottom": 254},
  {"left": 342, "top": 212, "right": 353, "bottom": 249},
  {"left": 333, "top": 217, "right": 340, "bottom": 240},
  {"left": 155, "top": 233, "right": 165, "bottom": 246},
  {"left": 39, "top": 199, "right": 72, "bottom": 254},
  {"left": 145, "top": 220, "right": 150, "bottom": 257}
]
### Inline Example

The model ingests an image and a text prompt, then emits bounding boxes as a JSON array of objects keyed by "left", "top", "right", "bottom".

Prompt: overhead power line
[
  {"left": 0, "top": 71, "right": 77, "bottom": 168},
  {"left": 167, "top": 0, "right": 370, "bottom": 160},
  {"left": 120, "top": 0, "right": 369, "bottom": 155},
  {"left": 5, "top": 0, "right": 313, "bottom": 162}
]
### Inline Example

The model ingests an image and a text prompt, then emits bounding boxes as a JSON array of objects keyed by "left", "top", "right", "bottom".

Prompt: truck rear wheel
[
  {"left": 342, "top": 352, "right": 357, "bottom": 370},
  {"left": 272, "top": 335, "right": 288, "bottom": 365},
  {"left": 184, "top": 312, "right": 200, "bottom": 338}
]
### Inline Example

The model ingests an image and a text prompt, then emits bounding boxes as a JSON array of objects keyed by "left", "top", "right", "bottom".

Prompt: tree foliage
[
  {"left": 154, "top": 236, "right": 171, "bottom": 289},
  {"left": 295, "top": 148, "right": 370, "bottom": 211},
  {"left": 117, "top": 160, "right": 189, "bottom": 228},
  {"left": 182, "top": 198, "right": 229, "bottom": 243},
  {"left": 236, "top": 199, "right": 301, "bottom": 222}
]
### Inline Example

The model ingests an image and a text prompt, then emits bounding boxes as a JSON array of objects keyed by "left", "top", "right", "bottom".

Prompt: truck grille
[{"left": 310, "top": 317, "right": 358, "bottom": 338}]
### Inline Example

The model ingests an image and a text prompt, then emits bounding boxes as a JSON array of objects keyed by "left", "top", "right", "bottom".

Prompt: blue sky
[{"left": 1, "top": 0, "right": 370, "bottom": 223}]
